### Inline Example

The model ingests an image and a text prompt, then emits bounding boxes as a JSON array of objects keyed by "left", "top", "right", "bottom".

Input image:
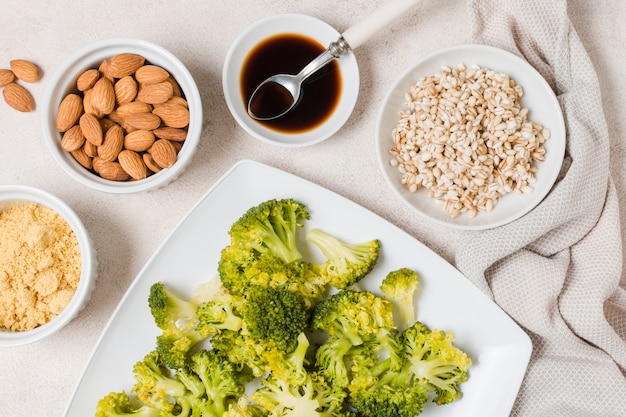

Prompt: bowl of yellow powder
[{"left": 0, "top": 185, "right": 96, "bottom": 346}]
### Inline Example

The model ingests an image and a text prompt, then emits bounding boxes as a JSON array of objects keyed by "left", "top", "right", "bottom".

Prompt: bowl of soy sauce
[{"left": 223, "top": 14, "right": 360, "bottom": 147}]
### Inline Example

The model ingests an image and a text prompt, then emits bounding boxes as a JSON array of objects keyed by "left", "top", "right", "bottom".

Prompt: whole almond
[
  {"left": 125, "top": 112, "right": 162, "bottom": 130},
  {"left": 9, "top": 60, "right": 40, "bottom": 83},
  {"left": 82, "top": 88, "right": 103, "bottom": 118},
  {"left": 99, "top": 161, "right": 131, "bottom": 181},
  {"left": 83, "top": 139, "right": 99, "bottom": 158},
  {"left": 114, "top": 75, "right": 138, "bottom": 105},
  {"left": 91, "top": 77, "right": 116, "bottom": 114},
  {"left": 153, "top": 127, "right": 187, "bottom": 142},
  {"left": 70, "top": 147, "right": 92, "bottom": 169},
  {"left": 76, "top": 69, "right": 100, "bottom": 91},
  {"left": 92, "top": 156, "right": 106, "bottom": 173},
  {"left": 160, "top": 96, "right": 188, "bottom": 108},
  {"left": 79, "top": 113, "right": 104, "bottom": 146},
  {"left": 61, "top": 125, "right": 85, "bottom": 151},
  {"left": 2, "top": 82, "right": 35, "bottom": 112},
  {"left": 108, "top": 53, "right": 145, "bottom": 78},
  {"left": 143, "top": 152, "right": 162, "bottom": 173},
  {"left": 164, "top": 76, "right": 182, "bottom": 97},
  {"left": 137, "top": 81, "right": 173, "bottom": 105},
  {"left": 0, "top": 69, "right": 15, "bottom": 87},
  {"left": 149, "top": 139, "right": 177, "bottom": 168},
  {"left": 99, "top": 59, "right": 114, "bottom": 81},
  {"left": 98, "top": 123, "right": 124, "bottom": 161},
  {"left": 118, "top": 150, "right": 147, "bottom": 180},
  {"left": 124, "top": 129, "right": 155, "bottom": 152},
  {"left": 135, "top": 65, "right": 170, "bottom": 85},
  {"left": 56, "top": 94, "right": 83, "bottom": 131},
  {"left": 152, "top": 102, "right": 189, "bottom": 128},
  {"left": 116, "top": 100, "right": 152, "bottom": 118}
]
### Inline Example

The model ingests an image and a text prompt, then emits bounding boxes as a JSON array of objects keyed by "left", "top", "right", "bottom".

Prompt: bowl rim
[
  {"left": 41, "top": 37, "right": 202, "bottom": 194},
  {"left": 222, "top": 13, "right": 360, "bottom": 148},
  {"left": 0, "top": 184, "right": 97, "bottom": 347}
]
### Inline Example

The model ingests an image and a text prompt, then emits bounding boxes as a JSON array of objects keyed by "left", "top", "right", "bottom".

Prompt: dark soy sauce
[{"left": 241, "top": 33, "right": 342, "bottom": 134}]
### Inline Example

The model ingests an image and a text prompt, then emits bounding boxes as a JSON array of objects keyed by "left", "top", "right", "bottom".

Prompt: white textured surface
[{"left": 0, "top": 1, "right": 624, "bottom": 416}]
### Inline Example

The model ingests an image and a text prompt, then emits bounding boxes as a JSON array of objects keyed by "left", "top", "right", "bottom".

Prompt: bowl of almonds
[{"left": 41, "top": 38, "right": 202, "bottom": 193}]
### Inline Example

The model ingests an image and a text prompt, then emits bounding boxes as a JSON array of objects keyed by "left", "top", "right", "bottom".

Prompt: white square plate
[{"left": 63, "top": 160, "right": 532, "bottom": 417}]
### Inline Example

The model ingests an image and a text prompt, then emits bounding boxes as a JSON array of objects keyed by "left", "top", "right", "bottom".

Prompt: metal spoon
[{"left": 247, "top": 0, "right": 420, "bottom": 121}]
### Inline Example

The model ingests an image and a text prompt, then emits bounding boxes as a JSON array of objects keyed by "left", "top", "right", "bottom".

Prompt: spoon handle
[{"left": 341, "top": 0, "right": 420, "bottom": 49}]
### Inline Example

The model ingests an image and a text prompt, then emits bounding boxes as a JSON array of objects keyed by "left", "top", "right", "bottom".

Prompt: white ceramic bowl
[
  {"left": 223, "top": 14, "right": 360, "bottom": 147},
  {"left": 376, "top": 44, "right": 566, "bottom": 230},
  {"left": 0, "top": 185, "right": 97, "bottom": 347},
  {"left": 42, "top": 38, "right": 202, "bottom": 193}
]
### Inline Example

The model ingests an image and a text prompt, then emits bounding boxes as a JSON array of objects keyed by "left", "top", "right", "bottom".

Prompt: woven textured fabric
[{"left": 456, "top": 0, "right": 626, "bottom": 415}]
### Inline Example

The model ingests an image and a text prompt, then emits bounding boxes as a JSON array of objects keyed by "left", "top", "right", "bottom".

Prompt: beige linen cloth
[{"left": 455, "top": 0, "right": 626, "bottom": 415}]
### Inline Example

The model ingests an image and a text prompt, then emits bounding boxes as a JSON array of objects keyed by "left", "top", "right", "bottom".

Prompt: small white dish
[
  {"left": 42, "top": 38, "right": 202, "bottom": 194},
  {"left": 0, "top": 185, "right": 97, "bottom": 347},
  {"left": 223, "top": 14, "right": 360, "bottom": 147},
  {"left": 376, "top": 44, "right": 566, "bottom": 230}
]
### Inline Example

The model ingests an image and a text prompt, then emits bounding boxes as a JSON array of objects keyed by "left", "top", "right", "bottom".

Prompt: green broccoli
[
  {"left": 148, "top": 282, "right": 206, "bottom": 369},
  {"left": 148, "top": 281, "right": 243, "bottom": 369},
  {"left": 227, "top": 198, "right": 309, "bottom": 265},
  {"left": 242, "top": 285, "right": 310, "bottom": 354},
  {"left": 349, "top": 383, "right": 428, "bottom": 417},
  {"left": 347, "top": 331, "right": 428, "bottom": 417},
  {"left": 196, "top": 290, "right": 244, "bottom": 336},
  {"left": 188, "top": 349, "right": 246, "bottom": 416},
  {"left": 311, "top": 290, "right": 396, "bottom": 388},
  {"left": 94, "top": 391, "right": 161, "bottom": 417},
  {"left": 305, "top": 228, "right": 380, "bottom": 289},
  {"left": 210, "top": 329, "right": 268, "bottom": 379},
  {"left": 131, "top": 350, "right": 188, "bottom": 413},
  {"left": 402, "top": 321, "right": 472, "bottom": 405},
  {"left": 265, "top": 331, "right": 312, "bottom": 386},
  {"left": 311, "top": 289, "right": 396, "bottom": 345},
  {"left": 380, "top": 267, "right": 419, "bottom": 329},
  {"left": 252, "top": 371, "right": 346, "bottom": 417}
]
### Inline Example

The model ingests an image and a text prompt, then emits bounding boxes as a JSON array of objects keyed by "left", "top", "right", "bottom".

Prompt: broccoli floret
[
  {"left": 188, "top": 349, "right": 246, "bottom": 416},
  {"left": 95, "top": 391, "right": 161, "bottom": 417},
  {"left": 349, "top": 383, "right": 427, "bottom": 417},
  {"left": 148, "top": 281, "right": 244, "bottom": 369},
  {"left": 313, "top": 335, "right": 354, "bottom": 389},
  {"left": 402, "top": 321, "right": 472, "bottom": 405},
  {"left": 131, "top": 350, "right": 187, "bottom": 413},
  {"left": 223, "top": 395, "right": 269, "bottom": 417},
  {"left": 210, "top": 329, "right": 267, "bottom": 378},
  {"left": 196, "top": 290, "right": 244, "bottom": 336},
  {"left": 265, "top": 331, "right": 312, "bottom": 386},
  {"left": 311, "top": 290, "right": 395, "bottom": 346},
  {"left": 311, "top": 290, "right": 396, "bottom": 388},
  {"left": 242, "top": 285, "right": 310, "bottom": 354},
  {"left": 380, "top": 268, "right": 419, "bottom": 329},
  {"left": 347, "top": 330, "right": 428, "bottom": 417},
  {"left": 219, "top": 248, "right": 329, "bottom": 309},
  {"left": 228, "top": 198, "right": 309, "bottom": 265},
  {"left": 252, "top": 371, "right": 346, "bottom": 417},
  {"left": 149, "top": 281, "right": 199, "bottom": 333},
  {"left": 305, "top": 228, "right": 380, "bottom": 289},
  {"left": 148, "top": 282, "right": 206, "bottom": 369}
]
